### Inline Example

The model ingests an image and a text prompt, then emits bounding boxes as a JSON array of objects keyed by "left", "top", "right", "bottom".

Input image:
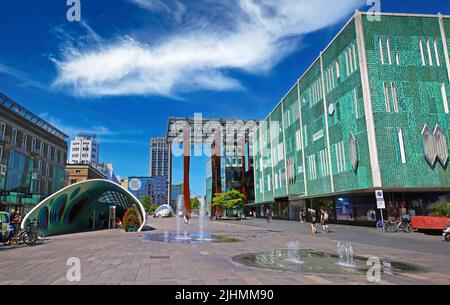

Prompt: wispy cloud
[
  {"left": 39, "top": 113, "right": 114, "bottom": 138},
  {"left": 39, "top": 113, "right": 145, "bottom": 145},
  {"left": 129, "top": 0, "right": 186, "bottom": 24},
  {"left": 0, "top": 62, "right": 48, "bottom": 90},
  {"left": 53, "top": 0, "right": 363, "bottom": 98}
]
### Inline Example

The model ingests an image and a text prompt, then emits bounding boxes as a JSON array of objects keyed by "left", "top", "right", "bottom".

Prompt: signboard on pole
[{"left": 375, "top": 190, "right": 385, "bottom": 209}]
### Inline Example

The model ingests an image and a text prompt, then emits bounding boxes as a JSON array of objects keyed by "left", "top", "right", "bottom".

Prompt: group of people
[
  {"left": 10, "top": 208, "right": 26, "bottom": 231},
  {"left": 264, "top": 207, "right": 329, "bottom": 234},
  {"left": 307, "top": 208, "right": 329, "bottom": 234}
]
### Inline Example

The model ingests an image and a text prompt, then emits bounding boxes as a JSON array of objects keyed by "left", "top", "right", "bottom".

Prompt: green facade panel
[
  {"left": 282, "top": 84, "right": 306, "bottom": 198},
  {"left": 253, "top": 13, "right": 450, "bottom": 205},
  {"left": 363, "top": 15, "right": 450, "bottom": 188}
]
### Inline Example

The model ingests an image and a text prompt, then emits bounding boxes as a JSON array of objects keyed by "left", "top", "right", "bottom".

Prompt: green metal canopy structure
[{"left": 21, "top": 179, "right": 146, "bottom": 236}]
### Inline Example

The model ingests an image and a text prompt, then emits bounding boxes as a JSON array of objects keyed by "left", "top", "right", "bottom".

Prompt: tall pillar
[
  {"left": 211, "top": 130, "right": 222, "bottom": 217},
  {"left": 214, "top": 130, "right": 222, "bottom": 194},
  {"left": 183, "top": 125, "right": 191, "bottom": 215},
  {"left": 240, "top": 136, "right": 248, "bottom": 216},
  {"left": 167, "top": 139, "right": 172, "bottom": 207}
]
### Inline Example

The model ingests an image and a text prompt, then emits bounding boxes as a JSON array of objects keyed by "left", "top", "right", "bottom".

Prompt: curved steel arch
[{"left": 22, "top": 179, "right": 146, "bottom": 236}]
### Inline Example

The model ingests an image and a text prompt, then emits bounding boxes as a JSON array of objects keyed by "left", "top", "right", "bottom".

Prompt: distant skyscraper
[
  {"left": 149, "top": 137, "right": 169, "bottom": 177},
  {"left": 69, "top": 134, "right": 99, "bottom": 165}
]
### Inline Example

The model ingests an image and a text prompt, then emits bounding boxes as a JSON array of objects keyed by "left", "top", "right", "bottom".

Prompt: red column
[
  {"left": 183, "top": 126, "right": 191, "bottom": 216},
  {"left": 241, "top": 137, "right": 248, "bottom": 216}
]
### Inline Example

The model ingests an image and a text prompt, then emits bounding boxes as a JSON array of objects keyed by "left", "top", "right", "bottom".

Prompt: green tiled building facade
[{"left": 252, "top": 12, "right": 450, "bottom": 225}]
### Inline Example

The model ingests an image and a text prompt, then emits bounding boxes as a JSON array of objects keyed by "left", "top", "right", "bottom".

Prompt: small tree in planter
[
  {"left": 122, "top": 207, "right": 142, "bottom": 232},
  {"left": 428, "top": 201, "right": 450, "bottom": 217}
]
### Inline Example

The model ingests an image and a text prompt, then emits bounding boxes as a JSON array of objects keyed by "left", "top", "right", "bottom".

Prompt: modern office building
[
  {"left": 252, "top": 11, "right": 450, "bottom": 226},
  {"left": 0, "top": 93, "right": 68, "bottom": 214},
  {"left": 66, "top": 163, "right": 107, "bottom": 185},
  {"left": 170, "top": 183, "right": 183, "bottom": 208},
  {"left": 149, "top": 137, "right": 169, "bottom": 177},
  {"left": 128, "top": 176, "right": 168, "bottom": 206},
  {"left": 206, "top": 140, "right": 255, "bottom": 217},
  {"left": 69, "top": 134, "right": 100, "bottom": 165}
]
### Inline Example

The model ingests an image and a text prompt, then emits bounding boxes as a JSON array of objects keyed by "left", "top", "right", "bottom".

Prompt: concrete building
[
  {"left": 149, "top": 137, "right": 169, "bottom": 177},
  {"left": 66, "top": 163, "right": 106, "bottom": 185},
  {"left": 128, "top": 176, "right": 168, "bottom": 206},
  {"left": 0, "top": 93, "right": 68, "bottom": 214},
  {"left": 252, "top": 12, "right": 450, "bottom": 225},
  {"left": 69, "top": 134, "right": 99, "bottom": 165},
  {"left": 96, "top": 162, "right": 119, "bottom": 184}
]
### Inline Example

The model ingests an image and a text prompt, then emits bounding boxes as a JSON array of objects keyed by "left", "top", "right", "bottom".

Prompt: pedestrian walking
[
  {"left": 309, "top": 208, "right": 317, "bottom": 234},
  {"left": 266, "top": 208, "right": 272, "bottom": 223},
  {"left": 320, "top": 207, "right": 330, "bottom": 233}
]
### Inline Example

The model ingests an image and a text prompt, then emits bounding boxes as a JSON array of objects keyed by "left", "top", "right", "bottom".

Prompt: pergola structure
[{"left": 166, "top": 116, "right": 260, "bottom": 217}]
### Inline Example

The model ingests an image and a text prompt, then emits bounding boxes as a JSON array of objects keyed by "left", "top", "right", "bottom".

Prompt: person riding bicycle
[{"left": 401, "top": 212, "right": 410, "bottom": 228}]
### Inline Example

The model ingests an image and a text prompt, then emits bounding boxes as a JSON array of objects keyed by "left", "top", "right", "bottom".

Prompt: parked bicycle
[
  {"left": 2, "top": 221, "right": 45, "bottom": 246},
  {"left": 376, "top": 218, "right": 413, "bottom": 233}
]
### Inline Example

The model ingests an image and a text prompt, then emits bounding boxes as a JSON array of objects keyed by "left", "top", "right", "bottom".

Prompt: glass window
[
  {"left": 422, "top": 124, "right": 437, "bottom": 166},
  {"left": 386, "top": 37, "right": 392, "bottom": 65},
  {"left": 379, "top": 37, "right": 385, "bottom": 65},
  {"left": 22, "top": 133, "right": 27, "bottom": 150},
  {"left": 419, "top": 38, "right": 426, "bottom": 66},
  {"left": 335, "top": 61, "right": 340, "bottom": 78},
  {"left": 441, "top": 83, "right": 449, "bottom": 114},
  {"left": 0, "top": 122, "right": 5, "bottom": 141},
  {"left": 434, "top": 39, "right": 441, "bottom": 66},
  {"left": 11, "top": 128, "right": 17, "bottom": 146},
  {"left": 383, "top": 82, "right": 391, "bottom": 112},
  {"left": 426, "top": 39, "right": 433, "bottom": 66},
  {"left": 391, "top": 82, "right": 398, "bottom": 112},
  {"left": 398, "top": 129, "right": 407, "bottom": 164}
]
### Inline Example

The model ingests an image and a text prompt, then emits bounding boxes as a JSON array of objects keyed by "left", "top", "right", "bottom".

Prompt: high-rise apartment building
[
  {"left": 149, "top": 137, "right": 169, "bottom": 177},
  {"left": 69, "top": 134, "right": 99, "bottom": 165},
  {"left": 252, "top": 11, "right": 450, "bottom": 225}
]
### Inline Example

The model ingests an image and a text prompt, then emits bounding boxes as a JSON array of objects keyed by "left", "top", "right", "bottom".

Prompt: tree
[
  {"left": 140, "top": 195, "right": 158, "bottom": 213},
  {"left": 191, "top": 197, "right": 200, "bottom": 210},
  {"left": 212, "top": 190, "right": 245, "bottom": 211},
  {"left": 428, "top": 201, "right": 450, "bottom": 217}
]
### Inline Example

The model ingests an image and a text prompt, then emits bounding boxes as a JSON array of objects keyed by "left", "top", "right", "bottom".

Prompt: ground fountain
[
  {"left": 176, "top": 195, "right": 184, "bottom": 240},
  {"left": 284, "top": 241, "right": 304, "bottom": 265},
  {"left": 142, "top": 195, "right": 237, "bottom": 244},
  {"left": 336, "top": 241, "right": 356, "bottom": 268}
]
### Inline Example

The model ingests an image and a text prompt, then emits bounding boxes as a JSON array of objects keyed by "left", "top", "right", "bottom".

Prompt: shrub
[
  {"left": 122, "top": 207, "right": 142, "bottom": 231},
  {"left": 428, "top": 201, "right": 450, "bottom": 217}
]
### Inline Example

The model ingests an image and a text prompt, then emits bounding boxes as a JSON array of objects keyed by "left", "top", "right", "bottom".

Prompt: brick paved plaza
[{"left": 0, "top": 218, "right": 449, "bottom": 285}]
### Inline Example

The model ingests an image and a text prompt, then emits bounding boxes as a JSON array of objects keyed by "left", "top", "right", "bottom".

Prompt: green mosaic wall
[
  {"left": 282, "top": 84, "right": 306, "bottom": 198},
  {"left": 253, "top": 14, "right": 450, "bottom": 204},
  {"left": 321, "top": 19, "right": 373, "bottom": 193},
  {"left": 445, "top": 18, "right": 450, "bottom": 53},
  {"left": 297, "top": 59, "right": 332, "bottom": 196},
  {"left": 363, "top": 15, "right": 450, "bottom": 188}
]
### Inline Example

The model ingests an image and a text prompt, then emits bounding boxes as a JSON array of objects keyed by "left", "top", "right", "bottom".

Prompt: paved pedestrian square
[{"left": 0, "top": 218, "right": 449, "bottom": 285}]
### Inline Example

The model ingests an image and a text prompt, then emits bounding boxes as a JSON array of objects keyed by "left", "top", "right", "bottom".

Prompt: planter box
[
  {"left": 411, "top": 216, "right": 450, "bottom": 230},
  {"left": 125, "top": 226, "right": 139, "bottom": 232}
]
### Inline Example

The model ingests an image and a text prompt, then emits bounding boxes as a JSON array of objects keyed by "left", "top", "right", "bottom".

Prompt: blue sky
[{"left": 1, "top": 0, "right": 449, "bottom": 196}]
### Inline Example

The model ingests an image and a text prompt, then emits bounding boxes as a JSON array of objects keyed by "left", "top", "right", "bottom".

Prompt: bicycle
[
  {"left": 2, "top": 222, "right": 45, "bottom": 246},
  {"left": 26, "top": 221, "right": 45, "bottom": 245}
]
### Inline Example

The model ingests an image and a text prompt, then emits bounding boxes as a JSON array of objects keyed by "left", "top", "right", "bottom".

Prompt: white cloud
[
  {"left": 53, "top": 0, "right": 364, "bottom": 97},
  {"left": 39, "top": 113, "right": 114, "bottom": 138},
  {"left": 129, "top": 0, "right": 186, "bottom": 23},
  {"left": 0, "top": 62, "right": 48, "bottom": 90}
]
